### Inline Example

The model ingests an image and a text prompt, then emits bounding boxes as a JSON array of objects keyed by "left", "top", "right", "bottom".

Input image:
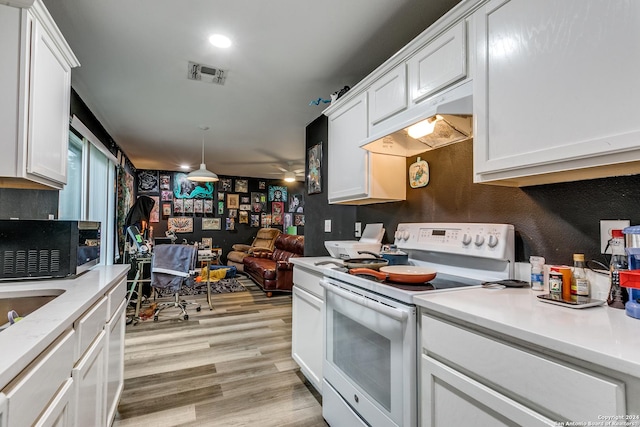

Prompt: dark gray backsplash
[
  {"left": 0, "top": 188, "right": 59, "bottom": 219},
  {"left": 305, "top": 116, "right": 640, "bottom": 266}
]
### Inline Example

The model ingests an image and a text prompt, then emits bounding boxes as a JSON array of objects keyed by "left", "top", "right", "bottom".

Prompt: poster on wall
[
  {"left": 220, "top": 178, "right": 232, "bottom": 192},
  {"left": 159, "top": 174, "right": 171, "bottom": 190},
  {"left": 137, "top": 170, "right": 159, "bottom": 194},
  {"left": 227, "top": 194, "right": 239, "bottom": 209},
  {"left": 149, "top": 196, "right": 160, "bottom": 223},
  {"left": 235, "top": 179, "right": 248, "bottom": 193},
  {"left": 294, "top": 214, "right": 305, "bottom": 226},
  {"left": 168, "top": 217, "right": 193, "bottom": 233},
  {"left": 268, "top": 186, "right": 287, "bottom": 202},
  {"left": 250, "top": 214, "right": 260, "bottom": 227},
  {"left": 226, "top": 217, "right": 235, "bottom": 231},
  {"left": 217, "top": 201, "right": 224, "bottom": 215},
  {"left": 239, "top": 211, "right": 248, "bottom": 224},
  {"left": 173, "top": 172, "right": 214, "bottom": 199},
  {"left": 173, "top": 198, "right": 184, "bottom": 214},
  {"left": 284, "top": 213, "right": 293, "bottom": 229},
  {"left": 184, "top": 199, "right": 194, "bottom": 214},
  {"left": 307, "top": 142, "right": 322, "bottom": 195},
  {"left": 161, "top": 190, "right": 173, "bottom": 201},
  {"left": 194, "top": 199, "right": 203, "bottom": 214},
  {"left": 261, "top": 213, "right": 272, "bottom": 228},
  {"left": 203, "top": 200, "right": 213, "bottom": 214},
  {"left": 202, "top": 218, "right": 221, "bottom": 230},
  {"left": 271, "top": 201, "right": 284, "bottom": 225},
  {"left": 288, "top": 194, "right": 303, "bottom": 213},
  {"left": 251, "top": 192, "right": 266, "bottom": 212},
  {"left": 162, "top": 203, "right": 172, "bottom": 218}
]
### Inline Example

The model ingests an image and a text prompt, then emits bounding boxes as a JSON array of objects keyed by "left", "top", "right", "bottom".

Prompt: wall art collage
[{"left": 137, "top": 170, "right": 305, "bottom": 233}]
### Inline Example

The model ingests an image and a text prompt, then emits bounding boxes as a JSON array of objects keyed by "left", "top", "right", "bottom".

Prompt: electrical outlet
[{"left": 600, "top": 220, "right": 630, "bottom": 254}]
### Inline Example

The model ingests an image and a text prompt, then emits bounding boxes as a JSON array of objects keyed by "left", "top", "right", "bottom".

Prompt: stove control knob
[
  {"left": 462, "top": 234, "right": 472, "bottom": 246},
  {"left": 474, "top": 235, "right": 485, "bottom": 247},
  {"left": 394, "top": 230, "right": 401, "bottom": 241},
  {"left": 401, "top": 231, "right": 410, "bottom": 241},
  {"left": 488, "top": 235, "right": 499, "bottom": 248}
]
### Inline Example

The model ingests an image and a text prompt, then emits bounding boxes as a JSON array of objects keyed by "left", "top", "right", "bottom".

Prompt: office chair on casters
[{"left": 150, "top": 244, "right": 201, "bottom": 321}]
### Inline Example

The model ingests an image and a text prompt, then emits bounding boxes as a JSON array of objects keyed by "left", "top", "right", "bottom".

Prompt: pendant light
[{"left": 187, "top": 125, "right": 219, "bottom": 182}]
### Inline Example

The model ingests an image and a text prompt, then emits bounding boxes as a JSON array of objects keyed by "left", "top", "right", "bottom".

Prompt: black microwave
[{"left": 0, "top": 219, "right": 101, "bottom": 281}]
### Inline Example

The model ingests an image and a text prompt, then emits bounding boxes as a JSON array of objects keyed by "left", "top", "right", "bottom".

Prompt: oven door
[{"left": 320, "top": 278, "right": 417, "bottom": 427}]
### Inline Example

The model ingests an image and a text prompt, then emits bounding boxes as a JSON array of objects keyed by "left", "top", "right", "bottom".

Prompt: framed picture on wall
[
  {"left": 227, "top": 194, "right": 239, "bottom": 209},
  {"left": 202, "top": 218, "right": 221, "bottom": 230},
  {"left": 168, "top": 217, "right": 193, "bottom": 233},
  {"left": 162, "top": 203, "right": 172, "bottom": 218},
  {"left": 235, "top": 179, "right": 248, "bottom": 193},
  {"left": 307, "top": 142, "right": 322, "bottom": 195},
  {"left": 137, "top": 170, "right": 159, "bottom": 194},
  {"left": 203, "top": 200, "right": 213, "bottom": 214}
]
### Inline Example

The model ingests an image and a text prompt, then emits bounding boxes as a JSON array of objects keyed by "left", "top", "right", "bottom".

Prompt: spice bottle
[
  {"left": 571, "top": 254, "right": 590, "bottom": 296},
  {"left": 549, "top": 268, "right": 563, "bottom": 295},
  {"left": 529, "top": 256, "right": 545, "bottom": 291},
  {"left": 608, "top": 229, "right": 629, "bottom": 309}
]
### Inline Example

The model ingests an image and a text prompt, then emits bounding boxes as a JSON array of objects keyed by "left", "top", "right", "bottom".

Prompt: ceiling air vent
[{"left": 188, "top": 61, "right": 226, "bottom": 85}]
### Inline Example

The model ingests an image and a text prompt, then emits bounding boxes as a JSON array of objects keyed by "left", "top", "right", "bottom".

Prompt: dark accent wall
[
  {"left": 305, "top": 116, "right": 640, "bottom": 265},
  {"left": 0, "top": 188, "right": 59, "bottom": 219},
  {"left": 304, "top": 115, "right": 357, "bottom": 256}
]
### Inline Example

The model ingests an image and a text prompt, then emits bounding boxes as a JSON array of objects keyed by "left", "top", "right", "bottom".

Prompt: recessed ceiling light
[
  {"left": 180, "top": 164, "right": 191, "bottom": 170},
  {"left": 209, "top": 34, "right": 231, "bottom": 48}
]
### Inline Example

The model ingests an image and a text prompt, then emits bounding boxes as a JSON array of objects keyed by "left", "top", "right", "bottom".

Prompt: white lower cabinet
[
  {"left": 291, "top": 266, "right": 324, "bottom": 393},
  {"left": 420, "top": 314, "right": 628, "bottom": 425},
  {"left": 73, "top": 331, "right": 107, "bottom": 427},
  {"left": 1, "top": 276, "right": 126, "bottom": 427},
  {"left": 105, "top": 299, "right": 126, "bottom": 426},
  {"left": 34, "top": 378, "right": 74, "bottom": 427},
  {"left": 2, "top": 330, "right": 75, "bottom": 427}
]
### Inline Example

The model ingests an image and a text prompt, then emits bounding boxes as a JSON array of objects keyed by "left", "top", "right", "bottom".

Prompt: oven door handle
[{"left": 320, "top": 281, "right": 408, "bottom": 322}]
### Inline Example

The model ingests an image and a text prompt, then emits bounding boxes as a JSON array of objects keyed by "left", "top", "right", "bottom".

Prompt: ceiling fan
[{"left": 271, "top": 162, "right": 305, "bottom": 182}]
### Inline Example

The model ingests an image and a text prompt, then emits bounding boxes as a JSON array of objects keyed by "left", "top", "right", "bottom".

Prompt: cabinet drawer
[
  {"left": 2, "top": 329, "right": 75, "bottom": 427},
  {"left": 293, "top": 267, "right": 324, "bottom": 298},
  {"left": 107, "top": 278, "right": 126, "bottom": 321},
  {"left": 422, "top": 315, "right": 626, "bottom": 420},
  {"left": 408, "top": 21, "right": 466, "bottom": 104},
  {"left": 74, "top": 296, "right": 107, "bottom": 360}
]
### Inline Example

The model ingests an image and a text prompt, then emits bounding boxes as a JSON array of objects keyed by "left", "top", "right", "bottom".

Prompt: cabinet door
[
  {"left": 473, "top": 0, "right": 640, "bottom": 185},
  {"left": 327, "top": 93, "right": 369, "bottom": 203},
  {"left": 27, "top": 13, "right": 72, "bottom": 185},
  {"left": 292, "top": 286, "right": 323, "bottom": 393},
  {"left": 105, "top": 299, "right": 126, "bottom": 426},
  {"left": 421, "top": 355, "right": 556, "bottom": 427},
  {"left": 34, "top": 378, "right": 74, "bottom": 427},
  {"left": 72, "top": 331, "right": 106, "bottom": 427},
  {"left": 368, "top": 63, "right": 407, "bottom": 129},
  {"left": 2, "top": 330, "right": 75, "bottom": 427},
  {"left": 408, "top": 21, "right": 466, "bottom": 105},
  {"left": 0, "top": 393, "right": 6, "bottom": 427}
]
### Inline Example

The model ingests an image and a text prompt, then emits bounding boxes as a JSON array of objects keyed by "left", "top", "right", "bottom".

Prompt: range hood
[{"left": 361, "top": 81, "right": 473, "bottom": 157}]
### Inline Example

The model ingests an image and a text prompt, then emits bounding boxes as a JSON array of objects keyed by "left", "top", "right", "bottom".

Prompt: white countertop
[
  {"left": 0, "top": 265, "right": 129, "bottom": 389},
  {"left": 414, "top": 287, "right": 640, "bottom": 378},
  {"left": 290, "top": 256, "right": 340, "bottom": 274}
]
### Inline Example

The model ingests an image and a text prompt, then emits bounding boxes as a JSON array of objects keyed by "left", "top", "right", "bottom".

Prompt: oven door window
[
  {"left": 324, "top": 287, "right": 414, "bottom": 425},
  {"left": 333, "top": 309, "right": 392, "bottom": 410}
]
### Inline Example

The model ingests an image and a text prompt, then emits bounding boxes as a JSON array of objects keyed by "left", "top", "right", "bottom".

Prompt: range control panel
[{"left": 394, "top": 223, "right": 515, "bottom": 260}]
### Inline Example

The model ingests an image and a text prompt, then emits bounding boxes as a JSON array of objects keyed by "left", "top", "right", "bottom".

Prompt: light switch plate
[
  {"left": 355, "top": 222, "right": 362, "bottom": 238},
  {"left": 600, "top": 220, "right": 630, "bottom": 254},
  {"left": 324, "top": 219, "right": 332, "bottom": 233}
]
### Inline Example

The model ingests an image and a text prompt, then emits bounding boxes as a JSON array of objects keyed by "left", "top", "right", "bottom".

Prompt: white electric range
[{"left": 319, "top": 223, "right": 515, "bottom": 427}]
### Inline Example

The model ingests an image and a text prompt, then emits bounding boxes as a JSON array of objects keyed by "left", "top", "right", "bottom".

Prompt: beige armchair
[{"left": 226, "top": 228, "right": 281, "bottom": 272}]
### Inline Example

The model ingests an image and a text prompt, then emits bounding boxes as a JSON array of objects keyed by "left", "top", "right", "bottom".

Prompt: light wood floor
[{"left": 113, "top": 277, "right": 328, "bottom": 427}]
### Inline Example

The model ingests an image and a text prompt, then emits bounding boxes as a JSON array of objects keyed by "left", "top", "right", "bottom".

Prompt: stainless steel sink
[{"left": 0, "top": 289, "right": 65, "bottom": 330}]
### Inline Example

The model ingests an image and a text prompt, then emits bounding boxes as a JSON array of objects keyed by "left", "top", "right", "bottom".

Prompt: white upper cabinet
[
  {"left": 0, "top": 1, "right": 79, "bottom": 190},
  {"left": 408, "top": 20, "right": 467, "bottom": 105},
  {"left": 327, "top": 93, "right": 406, "bottom": 205},
  {"left": 473, "top": 0, "right": 640, "bottom": 186},
  {"left": 368, "top": 63, "right": 407, "bottom": 132}
]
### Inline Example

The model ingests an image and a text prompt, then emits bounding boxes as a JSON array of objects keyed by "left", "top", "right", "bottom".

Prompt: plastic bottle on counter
[
  {"left": 571, "top": 253, "right": 590, "bottom": 297},
  {"left": 529, "top": 256, "right": 545, "bottom": 291},
  {"left": 608, "top": 229, "right": 629, "bottom": 309}
]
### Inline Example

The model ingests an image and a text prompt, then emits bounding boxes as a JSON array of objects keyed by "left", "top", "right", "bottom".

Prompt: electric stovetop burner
[{"left": 348, "top": 269, "right": 481, "bottom": 292}]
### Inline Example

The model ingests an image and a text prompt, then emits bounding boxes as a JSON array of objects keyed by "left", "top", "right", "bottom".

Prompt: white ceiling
[{"left": 42, "top": 0, "right": 461, "bottom": 181}]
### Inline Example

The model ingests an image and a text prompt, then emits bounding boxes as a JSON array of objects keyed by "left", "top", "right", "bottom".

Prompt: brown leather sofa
[
  {"left": 243, "top": 234, "right": 304, "bottom": 297},
  {"left": 226, "top": 228, "right": 281, "bottom": 272}
]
